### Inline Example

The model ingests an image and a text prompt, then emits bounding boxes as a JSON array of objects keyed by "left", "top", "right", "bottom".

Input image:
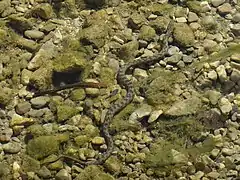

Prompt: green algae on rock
[
  {"left": 57, "top": 104, "right": 81, "bottom": 122},
  {"left": 173, "top": 23, "right": 195, "bottom": 47}
]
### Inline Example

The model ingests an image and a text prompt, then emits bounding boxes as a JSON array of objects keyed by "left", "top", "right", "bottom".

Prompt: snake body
[{"left": 57, "top": 20, "right": 174, "bottom": 166}]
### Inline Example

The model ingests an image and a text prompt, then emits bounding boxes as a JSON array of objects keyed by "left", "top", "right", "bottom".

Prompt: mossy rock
[
  {"left": 99, "top": 67, "right": 115, "bottom": 85},
  {"left": 149, "top": 16, "right": 171, "bottom": 33},
  {"left": 118, "top": 40, "right": 139, "bottom": 61},
  {"left": 143, "top": 69, "right": 186, "bottom": 110},
  {"left": 31, "top": 3, "right": 55, "bottom": 20},
  {"left": 0, "top": 87, "right": 14, "bottom": 106},
  {"left": 138, "top": 25, "right": 156, "bottom": 42},
  {"left": 149, "top": 3, "right": 174, "bottom": 16},
  {"left": 173, "top": 23, "right": 195, "bottom": 47},
  {"left": 75, "top": 165, "right": 115, "bottom": 180},
  {"left": 70, "top": 89, "right": 86, "bottom": 101},
  {"left": 21, "top": 155, "right": 41, "bottom": 172},
  {"left": 29, "top": 65, "right": 53, "bottom": 91},
  {"left": 7, "top": 14, "right": 34, "bottom": 33},
  {"left": 186, "top": 1, "right": 202, "bottom": 14},
  {"left": 53, "top": 50, "right": 87, "bottom": 72},
  {"left": 57, "top": 104, "right": 80, "bottom": 122},
  {"left": 26, "top": 136, "right": 60, "bottom": 160}
]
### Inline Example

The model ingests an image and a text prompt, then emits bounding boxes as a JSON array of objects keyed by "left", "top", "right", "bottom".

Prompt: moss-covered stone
[
  {"left": 149, "top": 3, "right": 174, "bottom": 16},
  {"left": 99, "top": 67, "right": 115, "bottom": 85},
  {"left": 74, "top": 135, "right": 90, "bottom": 146},
  {"left": 57, "top": 104, "right": 80, "bottom": 122},
  {"left": 70, "top": 89, "right": 86, "bottom": 101},
  {"left": 53, "top": 51, "right": 87, "bottom": 72},
  {"left": 21, "top": 155, "right": 41, "bottom": 172},
  {"left": 31, "top": 3, "right": 55, "bottom": 20},
  {"left": 58, "top": 0, "right": 79, "bottom": 18},
  {"left": 7, "top": 15, "right": 34, "bottom": 33},
  {"left": 75, "top": 165, "right": 115, "bottom": 180},
  {"left": 104, "top": 156, "right": 122, "bottom": 173},
  {"left": 0, "top": 87, "right": 14, "bottom": 106},
  {"left": 26, "top": 136, "right": 60, "bottom": 160},
  {"left": 29, "top": 65, "right": 53, "bottom": 91},
  {"left": 173, "top": 23, "right": 195, "bottom": 47},
  {"left": 186, "top": 1, "right": 202, "bottom": 14},
  {"left": 118, "top": 40, "right": 139, "bottom": 61},
  {"left": 138, "top": 25, "right": 156, "bottom": 41},
  {"left": 149, "top": 16, "right": 171, "bottom": 33}
]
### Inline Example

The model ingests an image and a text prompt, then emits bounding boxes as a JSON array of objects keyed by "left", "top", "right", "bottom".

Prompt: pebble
[
  {"left": 210, "top": 148, "right": 220, "bottom": 158},
  {"left": 207, "top": 171, "right": 220, "bottom": 179},
  {"left": 2, "top": 142, "right": 21, "bottom": 153},
  {"left": 216, "top": 65, "right": 227, "bottom": 82},
  {"left": 217, "top": 3, "right": 232, "bottom": 14},
  {"left": 188, "top": 12, "right": 199, "bottom": 22},
  {"left": 211, "top": 0, "right": 225, "bottom": 7},
  {"left": 37, "top": 166, "right": 52, "bottom": 179},
  {"left": 218, "top": 97, "right": 232, "bottom": 114},
  {"left": 91, "top": 136, "right": 105, "bottom": 145}
]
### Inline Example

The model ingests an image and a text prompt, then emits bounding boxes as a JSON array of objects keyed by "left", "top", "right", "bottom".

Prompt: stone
[
  {"left": 70, "top": 89, "right": 86, "bottom": 101},
  {"left": 216, "top": 65, "right": 227, "bottom": 82},
  {"left": 21, "top": 69, "right": 32, "bottom": 85},
  {"left": 2, "top": 142, "right": 21, "bottom": 154},
  {"left": 37, "top": 166, "right": 51, "bottom": 179},
  {"left": 104, "top": 156, "right": 122, "bottom": 173},
  {"left": 207, "top": 70, "right": 218, "bottom": 80},
  {"left": 188, "top": 12, "right": 199, "bottom": 22},
  {"left": 0, "top": 128, "right": 13, "bottom": 142},
  {"left": 138, "top": 25, "right": 156, "bottom": 41},
  {"left": 10, "top": 114, "right": 35, "bottom": 127},
  {"left": 218, "top": 97, "right": 232, "bottom": 114},
  {"left": 231, "top": 24, "right": 240, "bottom": 36},
  {"left": 31, "top": 3, "right": 55, "bottom": 20},
  {"left": 166, "top": 54, "right": 182, "bottom": 64},
  {"left": 26, "top": 136, "right": 59, "bottom": 159},
  {"left": 0, "top": 87, "right": 14, "bottom": 106},
  {"left": 133, "top": 68, "right": 148, "bottom": 79},
  {"left": 91, "top": 136, "right": 105, "bottom": 145},
  {"left": 206, "top": 90, "right": 221, "bottom": 105},
  {"left": 230, "top": 69, "right": 240, "bottom": 82},
  {"left": 24, "top": 30, "right": 44, "bottom": 40},
  {"left": 211, "top": 148, "right": 220, "bottom": 158},
  {"left": 217, "top": 3, "right": 232, "bottom": 14},
  {"left": 207, "top": 171, "right": 220, "bottom": 179},
  {"left": 203, "top": 39, "right": 218, "bottom": 52},
  {"left": 129, "top": 104, "right": 152, "bottom": 121},
  {"left": 30, "top": 96, "right": 50, "bottom": 108},
  {"left": 55, "top": 169, "right": 71, "bottom": 180},
  {"left": 148, "top": 109, "right": 163, "bottom": 123},
  {"left": 211, "top": 0, "right": 225, "bottom": 7},
  {"left": 57, "top": 104, "right": 80, "bottom": 122},
  {"left": 222, "top": 147, "right": 235, "bottom": 155},
  {"left": 173, "top": 23, "right": 195, "bottom": 47},
  {"left": 232, "top": 13, "right": 240, "bottom": 23}
]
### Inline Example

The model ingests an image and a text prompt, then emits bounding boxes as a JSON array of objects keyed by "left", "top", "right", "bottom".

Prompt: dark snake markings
[{"left": 56, "top": 20, "right": 174, "bottom": 166}]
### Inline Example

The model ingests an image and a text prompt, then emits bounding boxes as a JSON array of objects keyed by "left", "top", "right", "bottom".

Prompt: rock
[
  {"left": 0, "top": 162, "right": 10, "bottom": 178},
  {"left": 232, "top": 13, "right": 240, "bottom": 23},
  {"left": 207, "top": 171, "right": 220, "bottom": 179},
  {"left": 129, "top": 104, "right": 152, "bottom": 121},
  {"left": 165, "top": 97, "right": 202, "bottom": 116},
  {"left": 15, "top": 101, "right": 31, "bottom": 115},
  {"left": 37, "top": 166, "right": 51, "bottom": 179},
  {"left": 0, "top": 128, "right": 13, "bottom": 142},
  {"left": 0, "top": 87, "right": 14, "bottom": 106},
  {"left": 91, "top": 136, "right": 105, "bottom": 145},
  {"left": 26, "top": 136, "right": 59, "bottom": 159},
  {"left": 201, "top": 16, "right": 218, "bottom": 31},
  {"left": 31, "top": 3, "right": 55, "bottom": 20},
  {"left": 7, "top": 15, "right": 33, "bottom": 33},
  {"left": 118, "top": 40, "right": 139, "bottom": 60},
  {"left": 138, "top": 25, "right": 156, "bottom": 41},
  {"left": 75, "top": 165, "right": 115, "bottom": 180},
  {"left": 10, "top": 114, "right": 35, "bottom": 127},
  {"left": 57, "top": 104, "right": 80, "bottom": 122},
  {"left": 166, "top": 54, "right": 182, "bottom": 64},
  {"left": 176, "top": 17, "right": 187, "bottom": 23},
  {"left": 168, "top": 46, "right": 180, "bottom": 55},
  {"left": 218, "top": 97, "right": 232, "bottom": 114},
  {"left": 171, "top": 149, "right": 188, "bottom": 164},
  {"left": 55, "top": 169, "right": 71, "bottom": 180},
  {"left": 85, "top": 88, "right": 100, "bottom": 97},
  {"left": 206, "top": 90, "right": 221, "bottom": 105},
  {"left": 217, "top": 3, "right": 232, "bottom": 14},
  {"left": 148, "top": 109, "right": 163, "bottom": 123},
  {"left": 133, "top": 68, "right": 148, "bottom": 79},
  {"left": 188, "top": 12, "right": 199, "bottom": 22},
  {"left": 216, "top": 65, "right": 227, "bottom": 82},
  {"left": 207, "top": 70, "right": 218, "bottom": 80},
  {"left": 222, "top": 147, "right": 235, "bottom": 155},
  {"left": 189, "top": 171, "right": 204, "bottom": 180},
  {"left": 2, "top": 142, "right": 21, "bottom": 153},
  {"left": 230, "top": 69, "right": 240, "bottom": 82},
  {"left": 21, "top": 69, "right": 32, "bottom": 85},
  {"left": 203, "top": 39, "right": 218, "bottom": 52},
  {"left": 70, "top": 89, "right": 86, "bottom": 101},
  {"left": 211, "top": 0, "right": 225, "bottom": 7},
  {"left": 16, "top": 36, "right": 40, "bottom": 52},
  {"left": 104, "top": 156, "right": 122, "bottom": 173},
  {"left": 231, "top": 24, "right": 240, "bottom": 36},
  {"left": 150, "top": 3, "right": 174, "bottom": 16},
  {"left": 30, "top": 96, "right": 50, "bottom": 108},
  {"left": 24, "top": 30, "right": 44, "bottom": 40},
  {"left": 128, "top": 12, "right": 147, "bottom": 29},
  {"left": 173, "top": 23, "right": 195, "bottom": 47},
  {"left": 210, "top": 148, "right": 220, "bottom": 158}
]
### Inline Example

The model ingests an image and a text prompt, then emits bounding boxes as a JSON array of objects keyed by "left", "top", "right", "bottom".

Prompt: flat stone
[
  {"left": 0, "top": 128, "right": 13, "bottom": 142},
  {"left": 24, "top": 30, "right": 44, "bottom": 40},
  {"left": 211, "top": 0, "right": 225, "bottom": 7},
  {"left": 188, "top": 12, "right": 199, "bottom": 22},
  {"left": 55, "top": 169, "right": 71, "bottom": 180},
  {"left": 30, "top": 96, "right": 50, "bottom": 108},
  {"left": 3, "top": 142, "right": 21, "bottom": 153},
  {"left": 15, "top": 101, "right": 31, "bottom": 115},
  {"left": 217, "top": 3, "right": 232, "bottom": 14}
]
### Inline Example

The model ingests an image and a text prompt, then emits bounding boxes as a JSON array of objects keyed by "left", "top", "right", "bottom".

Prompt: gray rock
[
  {"left": 30, "top": 96, "right": 50, "bottom": 108},
  {"left": 55, "top": 169, "right": 71, "bottom": 180},
  {"left": 2, "top": 142, "right": 21, "bottom": 153},
  {"left": 230, "top": 69, "right": 240, "bottom": 82},
  {"left": 182, "top": 55, "right": 193, "bottom": 63},
  {"left": 0, "top": 128, "right": 13, "bottom": 142},
  {"left": 168, "top": 46, "right": 180, "bottom": 55},
  {"left": 129, "top": 104, "right": 152, "bottom": 121},
  {"left": 15, "top": 101, "right": 31, "bottom": 115},
  {"left": 24, "top": 30, "right": 45, "bottom": 40},
  {"left": 207, "top": 70, "right": 218, "bottom": 80},
  {"left": 203, "top": 39, "right": 218, "bottom": 52},
  {"left": 211, "top": 0, "right": 225, "bottom": 7},
  {"left": 133, "top": 68, "right": 148, "bottom": 79},
  {"left": 207, "top": 171, "right": 220, "bottom": 179},
  {"left": 201, "top": 16, "right": 218, "bottom": 31},
  {"left": 206, "top": 90, "right": 221, "bottom": 105},
  {"left": 148, "top": 109, "right": 163, "bottom": 123}
]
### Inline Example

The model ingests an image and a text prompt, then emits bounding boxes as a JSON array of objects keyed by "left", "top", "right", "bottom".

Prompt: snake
[{"left": 40, "top": 20, "right": 174, "bottom": 166}]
